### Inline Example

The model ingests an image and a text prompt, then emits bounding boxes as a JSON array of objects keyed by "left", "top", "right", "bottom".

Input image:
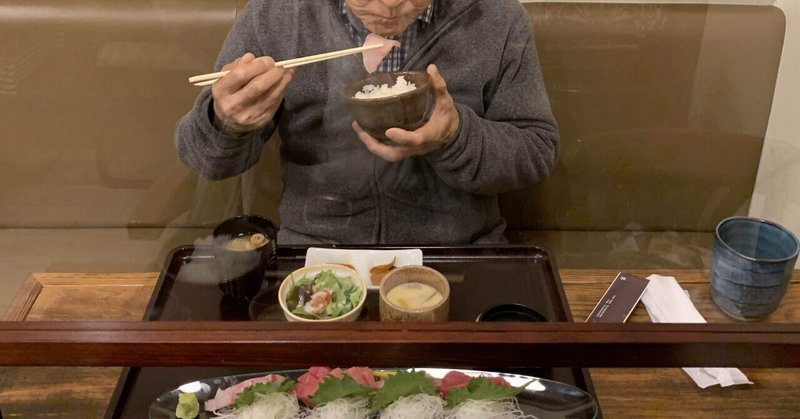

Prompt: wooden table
[{"left": 1, "top": 270, "right": 798, "bottom": 418}]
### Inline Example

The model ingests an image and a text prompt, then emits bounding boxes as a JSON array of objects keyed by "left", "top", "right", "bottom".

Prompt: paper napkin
[{"left": 641, "top": 274, "right": 753, "bottom": 388}]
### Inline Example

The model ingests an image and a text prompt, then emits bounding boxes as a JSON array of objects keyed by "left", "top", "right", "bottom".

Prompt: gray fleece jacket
[{"left": 175, "top": 0, "right": 559, "bottom": 245}]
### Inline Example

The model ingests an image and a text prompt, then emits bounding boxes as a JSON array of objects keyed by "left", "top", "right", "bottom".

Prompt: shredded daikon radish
[
  {"left": 379, "top": 393, "right": 445, "bottom": 419},
  {"left": 210, "top": 407, "right": 237, "bottom": 418},
  {"left": 301, "top": 397, "right": 370, "bottom": 419},
  {"left": 443, "top": 399, "right": 534, "bottom": 419},
  {"left": 213, "top": 392, "right": 300, "bottom": 419}
]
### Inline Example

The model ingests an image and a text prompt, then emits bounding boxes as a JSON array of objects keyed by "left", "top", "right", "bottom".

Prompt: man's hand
[
  {"left": 353, "top": 64, "right": 460, "bottom": 162},
  {"left": 211, "top": 53, "right": 294, "bottom": 135}
]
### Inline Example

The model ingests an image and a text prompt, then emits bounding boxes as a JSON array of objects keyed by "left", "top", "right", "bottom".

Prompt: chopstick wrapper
[{"left": 641, "top": 274, "right": 753, "bottom": 388}]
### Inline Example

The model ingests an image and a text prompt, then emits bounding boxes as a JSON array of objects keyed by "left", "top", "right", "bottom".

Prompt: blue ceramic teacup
[{"left": 710, "top": 216, "right": 799, "bottom": 320}]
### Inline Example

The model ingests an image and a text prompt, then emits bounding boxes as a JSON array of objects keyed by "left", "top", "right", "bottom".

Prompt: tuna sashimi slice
[
  {"left": 204, "top": 374, "right": 285, "bottom": 412},
  {"left": 295, "top": 366, "right": 381, "bottom": 407},
  {"left": 436, "top": 371, "right": 512, "bottom": 397},
  {"left": 363, "top": 33, "right": 400, "bottom": 73}
]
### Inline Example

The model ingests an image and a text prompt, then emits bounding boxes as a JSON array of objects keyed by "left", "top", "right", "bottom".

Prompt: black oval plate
[{"left": 149, "top": 368, "right": 598, "bottom": 419}]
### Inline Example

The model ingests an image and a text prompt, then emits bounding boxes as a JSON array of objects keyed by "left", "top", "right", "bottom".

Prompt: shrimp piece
[
  {"left": 363, "top": 33, "right": 400, "bottom": 73},
  {"left": 304, "top": 290, "right": 332, "bottom": 315}
]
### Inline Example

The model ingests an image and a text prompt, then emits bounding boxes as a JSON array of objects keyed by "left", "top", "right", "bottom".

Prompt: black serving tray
[{"left": 105, "top": 244, "right": 601, "bottom": 418}]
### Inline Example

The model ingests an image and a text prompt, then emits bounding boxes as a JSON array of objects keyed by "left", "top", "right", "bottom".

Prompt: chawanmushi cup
[{"left": 379, "top": 265, "right": 450, "bottom": 322}]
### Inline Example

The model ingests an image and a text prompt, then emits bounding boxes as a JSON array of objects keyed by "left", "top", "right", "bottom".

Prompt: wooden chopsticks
[{"left": 188, "top": 43, "right": 383, "bottom": 86}]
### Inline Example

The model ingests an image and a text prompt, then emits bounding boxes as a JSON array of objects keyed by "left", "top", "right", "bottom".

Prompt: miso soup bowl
[
  {"left": 278, "top": 264, "right": 367, "bottom": 322},
  {"left": 212, "top": 215, "right": 277, "bottom": 300},
  {"left": 379, "top": 265, "right": 450, "bottom": 322},
  {"left": 342, "top": 70, "right": 431, "bottom": 144}
]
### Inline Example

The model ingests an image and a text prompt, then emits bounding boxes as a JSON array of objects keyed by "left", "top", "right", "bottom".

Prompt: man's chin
[
  {"left": 365, "top": 23, "right": 402, "bottom": 37},
  {"left": 370, "top": 30, "right": 401, "bottom": 37}
]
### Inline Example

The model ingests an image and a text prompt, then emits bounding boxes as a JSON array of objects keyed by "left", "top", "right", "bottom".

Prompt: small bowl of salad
[{"left": 278, "top": 264, "right": 367, "bottom": 322}]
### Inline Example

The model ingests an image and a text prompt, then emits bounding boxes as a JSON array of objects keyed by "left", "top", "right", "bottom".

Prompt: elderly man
[{"left": 176, "top": 0, "right": 559, "bottom": 245}]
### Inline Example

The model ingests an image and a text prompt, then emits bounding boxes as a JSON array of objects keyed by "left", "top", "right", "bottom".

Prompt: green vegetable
[
  {"left": 291, "top": 305, "right": 319, "bottom": 319},
  {"left": 311, "top": 374, "right": 374, "bottom": 405},
  {"left": 370, "top": 370, "right": 436, "bottom": 412},
  {"left": 233, "top": 379, "right": 296, "bottom": 409},
  {"left": 175, "top": 392, "right": 199, "bottom": 419},
  {"left": 444, "top": 377, "right": 533, "bottom": 408},
  {"left": 285, "top": 270, "right": 362, "bottom": 319}
]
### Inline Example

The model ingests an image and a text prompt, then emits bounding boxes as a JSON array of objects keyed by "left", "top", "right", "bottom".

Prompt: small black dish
[
  {"left": 476, "top": 303, "right": 547, "bottom": 322},
  {"left": 248, "top": 283, "right": 284, "bottom": 321}
]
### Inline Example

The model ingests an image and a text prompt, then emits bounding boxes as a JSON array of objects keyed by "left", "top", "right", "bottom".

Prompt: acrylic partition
[{"left": 0, "top": 3, "right": 792, "bottom": 308}]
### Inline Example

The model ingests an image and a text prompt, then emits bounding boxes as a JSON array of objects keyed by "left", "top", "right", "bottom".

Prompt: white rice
[{"left": 354, "top": 76, "right": 417, "bottom": 99}]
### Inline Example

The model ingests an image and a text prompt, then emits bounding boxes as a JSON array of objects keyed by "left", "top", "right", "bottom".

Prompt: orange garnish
[{"left": 370, "top": 257, "right": 396, "bottom": 285}]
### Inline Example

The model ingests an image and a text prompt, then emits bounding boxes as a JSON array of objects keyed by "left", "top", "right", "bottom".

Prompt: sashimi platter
[{"left": 149, "top": 367, "right": 598, "bottom": 419}]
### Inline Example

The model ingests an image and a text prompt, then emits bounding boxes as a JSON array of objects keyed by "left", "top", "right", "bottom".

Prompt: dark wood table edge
[{"left": 1, "top": 321, "right": 798, "bottom": 368}]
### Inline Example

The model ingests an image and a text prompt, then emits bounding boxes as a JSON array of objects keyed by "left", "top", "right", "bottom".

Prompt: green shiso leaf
[
  {"left": 444, "top": 377, "right": 532, "bottom": 408},
  {"left": 311, "top": 374, "right": 374, "bottom": 405},
  {"left": 233, "top": 379, "right": 296, "bottom": 409},
  {"left": 175, "top": 392, "right": 199, "bottom": 419},
  {"left": 371, "top": 370, "right": 436, "bottom": 412}
]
